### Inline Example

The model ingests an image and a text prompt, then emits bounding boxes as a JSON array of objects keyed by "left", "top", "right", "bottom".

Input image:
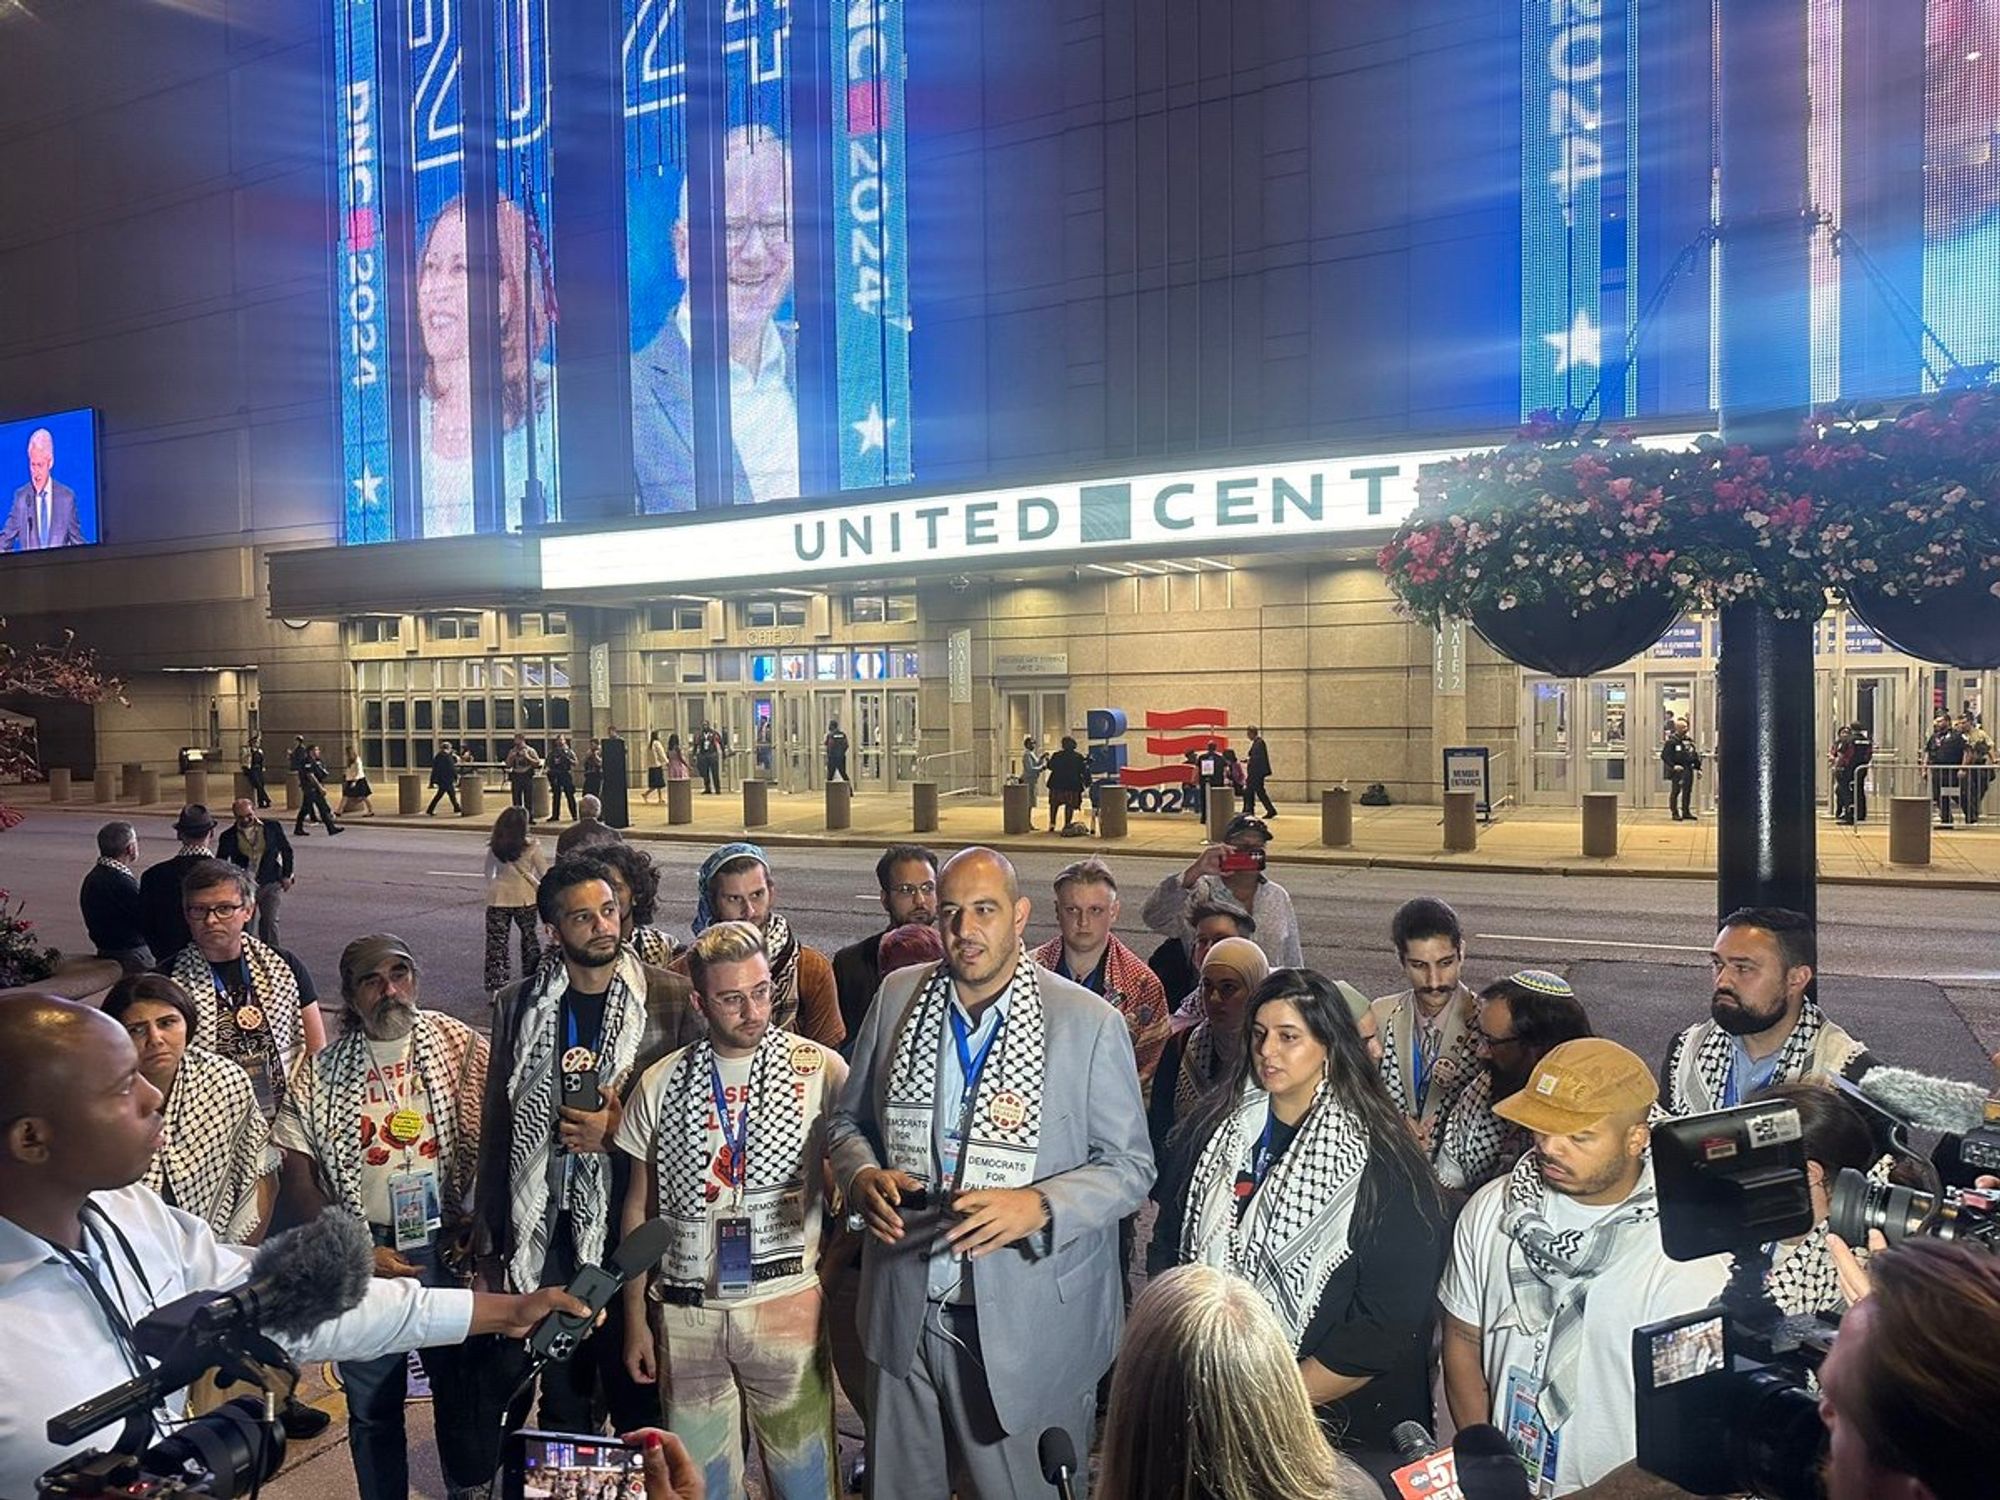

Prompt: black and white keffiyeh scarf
[
  {"left": 882, "top": 960, "right": 1046, "bottom": 1191},
  {"left": 505, "top": 949, "right": 647, "bottom": 1292},
  {"left": 1766, "top": 1222, "right": 1844, "bottom": 1317},
  {"left": 95, "top": 855, "right": 137, "bottom": 884},
  {"left": 291, "top": 1011, "right": 485, "bottom": 1223},
  {"left": 1667, "top": 996, "right": 1868, "bottom": 1115},
  {"left": 1172, "top": 1021, "right": 1231, "bottom": 1127},
  {"left": 651, "top": 1029, "right": 815, "bottom": 1304},
  {"left": 1434, "top": 1068, "right": 1531, "bottom": 1193},
  {"left": 144, "top": 1046, "right": 269, "bottom": 1243},
  {"left": 1498, "top": 1152, "right": 1660, "bottom": 1432},
  {"left": 173, "top": 935, "right": 306, "bottom": 1102},
  {"left": 1375, "top": 987, "right": 1481, "bottom": 1150},
  {"left": 760, "top": 914, "right": 805, "bottom": 1033},
  {"left": 632, "top": 925, "right": 678, "bottom": 969},
  {"left": 1179, "top": 1081, "right": 1370, "bottom": 1350}
]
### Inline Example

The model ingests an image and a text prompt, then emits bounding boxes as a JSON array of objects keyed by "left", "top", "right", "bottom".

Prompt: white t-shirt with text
[{"left": 1439, "top": 1172, "right": 1729, "bottom": 1495}]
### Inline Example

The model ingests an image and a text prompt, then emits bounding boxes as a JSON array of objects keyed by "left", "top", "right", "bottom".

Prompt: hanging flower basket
[
  {"left": 1378, "top": 422, "right": 1694, "bottom": 637},
  {"left": 1469, "top": 585, "right": 1685, "bottom": 678},
  {"left": 1847, "top": 568, "right": 2000, "bottom": 669}
]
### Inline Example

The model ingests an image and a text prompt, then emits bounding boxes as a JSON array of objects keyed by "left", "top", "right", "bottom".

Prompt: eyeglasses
[
  {"left": 889, "top": 881, "right": 936, "bottom": 900},
  {"left": 706, "top": 983, "right": 774, "bottom": 1013},
  {"left": 185, "top": 902, "right": 247, "bottom": 922}
]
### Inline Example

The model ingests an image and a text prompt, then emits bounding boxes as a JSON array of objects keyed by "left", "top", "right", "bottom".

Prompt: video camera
[
  {"left": 1631, "top": 1099, "right": 1831, "bottom": 1500},
  {"left": 34, "top": 1287, "right": 292, "bottom": 1499}
]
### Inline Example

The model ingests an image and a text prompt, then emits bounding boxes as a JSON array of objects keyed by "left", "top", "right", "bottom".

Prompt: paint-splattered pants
[{"left": 656, "top": 1280, "right": 839, "bottom": 1500}]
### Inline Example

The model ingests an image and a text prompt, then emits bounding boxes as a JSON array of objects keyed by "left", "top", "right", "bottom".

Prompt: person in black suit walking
[{"left": 1242, "top": 727, "right": 1278, "bottom": 818}]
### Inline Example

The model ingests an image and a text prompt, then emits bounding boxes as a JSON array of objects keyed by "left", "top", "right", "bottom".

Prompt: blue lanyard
[
  {"left": 208, "top": 956, "right": 250, "bottom": 1000},
  {"left": 710, "top": 1060, "right": 750, "bottom": 1191},
  {"left": 1412, "top": 1026, "right": 1438, "bottom": 1111},
  {"left": 948, "top": 1006, "right": 1005, "bottom": 1131},
  {"left": 564, "top": 1001, "right": 602, "bottom": 1056}
]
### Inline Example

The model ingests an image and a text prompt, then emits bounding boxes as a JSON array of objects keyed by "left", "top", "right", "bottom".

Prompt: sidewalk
[{"left": 15, "top": 781, "right": 2000, "bottom": 889}]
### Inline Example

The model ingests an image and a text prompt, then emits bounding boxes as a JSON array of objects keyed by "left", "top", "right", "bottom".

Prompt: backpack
[{"left": 1359, "top": 783, "right": 1392, "bottom": 806}]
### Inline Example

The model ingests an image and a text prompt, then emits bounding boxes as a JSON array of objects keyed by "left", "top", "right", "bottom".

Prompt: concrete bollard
[
  {"left": 1321, "top": 787, "right": 1353, "bottom": 848},
  {"left": 461, "top": 778, "right": 486, "bottom": 818},
  {"left": 94, "top": 766, "right": 117, "bottom": 803},
  {"left": 742, "top": 779, "right": 769, "bottom": 829},
  {"left": 1204, "top": 793, "right": 1232, "bottom": 844},
  {"left": 1581, "top": 793, "right": 1619, "bottom": 857},
  {"left": 1442, "top": 790, "right": 1478, "bottom": 852},
  {"left": 912, "top": 781, "right": 939, "bottom": 834},
  {"left": 826, "top": 779, "right": 852, "bottom": 831},
  {"left": 529, "top": 778, "right": 551, "bottom": 822},
  {"left": 47, "top": 768, "right": 71, "bottom": 803},
  {"left": 284, "top": 777, "right": 301, "bottom": 811},
  {"left": 121, "top": 762, "right": 145, "bottom": 798},
  {"left": 1888, "top": 796, "right": 1931, "bottom": 866},
  {"left": 667, "top": 779, "right": 693, "bottom": 825},
  {"left": 1002, "top": 781, "right": 1032, "bottom": 835},
  {"left": 134, "top": 769, "right": 160, "bottom": 806},
  {"left": 1098, "top": 784, "right": 1128, "bottom": 840},
  {"left": 184, "top": 769, "right": 208, "bottom": 809},
  {"left": 398, "top": 773, "right": 423, "bottom": 815},
  {"left": 234, "top": 771, "right": 256, "bottom": 803}
]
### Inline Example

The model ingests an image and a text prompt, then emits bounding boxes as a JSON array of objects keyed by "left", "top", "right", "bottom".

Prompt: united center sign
[{"left": 538, "top": 435, "right": 1702, "bottom": 590}]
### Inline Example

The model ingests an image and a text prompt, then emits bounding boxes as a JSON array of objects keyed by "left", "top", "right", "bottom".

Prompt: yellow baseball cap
[{"left": 1493, "top": 1037, "right": 1657, "bottom": 1135}]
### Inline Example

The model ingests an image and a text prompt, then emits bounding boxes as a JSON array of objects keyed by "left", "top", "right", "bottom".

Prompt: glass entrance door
[
  {"left": 889, "top": 690, "right": 920, "bottom": 786},
  {"left": 1584, "top": 676, "right": 1633, "bottom": 796},
  {"left": 851, "top": 690, "right": 885, "bottom": 787},
  {"left": 1003, "top": 688, "right": 1070, "bottom": 782},
  {"left": 1524, "top": 679, "right": 1572, "bottom": 804},
  {"left": 1646, "top": 677, "right": 1696, "bottom": 809}
]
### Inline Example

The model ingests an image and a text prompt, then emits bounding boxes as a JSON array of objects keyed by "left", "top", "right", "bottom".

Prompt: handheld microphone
[
  {"left": 526, "top": 1217, "right": 671, "bottom": 1360},
  {"left": 1389, "top": 1419, "right": 1439, "bottom": 1461},
  {"left": 1037, "top": 1427, "right": 1077, "bottom": 1500},
  {"left": 193, "top": 1211, "right": 374, "bottom": 1339},
  {"left": 1387, "top": 1422, "right": 1531, "bottom": 1500},
  {"left": 1454, "top": 1423, "right": 1533, "bottom": 1500}
]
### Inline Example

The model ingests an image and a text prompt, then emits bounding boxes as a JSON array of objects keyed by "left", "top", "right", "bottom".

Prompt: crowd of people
[{"left": 10, "top": 802, "right": 2000, "bottom": 1500}]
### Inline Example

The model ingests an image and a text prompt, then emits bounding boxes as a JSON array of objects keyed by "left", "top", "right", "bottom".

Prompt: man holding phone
[
  {"left": 476, "top": 857, "right": 656, "bottom": 1442},
  {"left": 616, "top": 919, "right": 848, "bottom": 1500},
  {"left": 830, "top": 847, "right": 1154, "bottom": 1497},
  {"left": 1141, "top": 814, "right": 1303, "bottom": 970}
]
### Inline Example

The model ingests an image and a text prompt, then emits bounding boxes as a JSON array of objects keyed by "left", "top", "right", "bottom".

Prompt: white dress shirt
[
  {"left": 673, "top": 301, "right": 798, "bottom": 503},
  {"left": 0, "top": 1183, "right": 473, "bottom": 1497}
]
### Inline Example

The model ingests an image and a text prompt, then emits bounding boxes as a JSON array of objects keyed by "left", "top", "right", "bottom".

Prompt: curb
[{"left": 15, "top": 795, "right": 1996, "bottom": 892}]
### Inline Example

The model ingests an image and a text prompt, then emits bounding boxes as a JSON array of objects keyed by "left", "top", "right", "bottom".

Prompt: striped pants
[
  {"left": 484, "top": 904, "right": 539, "bottom": 992},
  {"left": 655, "top": 1282, "right": 838, "bottom": 1500}
]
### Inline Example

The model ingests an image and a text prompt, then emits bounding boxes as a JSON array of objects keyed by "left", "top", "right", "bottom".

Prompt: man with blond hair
[{"left": 617, "top": 919, "right": 847, "bottom": 1499}]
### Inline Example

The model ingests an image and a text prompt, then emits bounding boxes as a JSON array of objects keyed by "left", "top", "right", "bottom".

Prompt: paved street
[
  {"left": 6, "top": 800, "right": 1996, "bottom": 1499},
  {"left": 7, "top": 799, "right": 1996, "bottom": 1069}
]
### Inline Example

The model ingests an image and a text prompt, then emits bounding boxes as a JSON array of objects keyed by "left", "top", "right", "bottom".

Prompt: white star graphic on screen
[
  {"left": 351, "top": 465, "right": 385, "bottom": 509},
  {"left": 1545, "top": 309, "right": 1601, "bottom": 375},
  {"left": 852, "top": 403, "right": 896, "bottom": 455}
]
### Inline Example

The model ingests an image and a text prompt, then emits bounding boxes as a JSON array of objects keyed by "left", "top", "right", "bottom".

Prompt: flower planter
[
  {"left": 1470, "top": 587, "right": 1683, "bottom": 678},
  {"left": 1846, "top": 574, "right": 2000, "bottom": 670},
  {"left": 0, "top": 954, "right": 124, "bottom": 1008}
]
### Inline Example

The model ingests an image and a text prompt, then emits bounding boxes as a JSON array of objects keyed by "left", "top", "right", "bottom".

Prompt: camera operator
[
  {"left": 1815, "top": 1237, "right": 2000, "bottom": 1500},
  {"left": 1746, "top": 1081, "right": 1880, "bottom": 1317},
  {"left": 0, "top": 994, "right": 589, "bottom": 1497}
]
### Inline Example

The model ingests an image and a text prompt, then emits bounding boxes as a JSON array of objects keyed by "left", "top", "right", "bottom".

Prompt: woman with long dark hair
[
  {"left": 483, "top": 804, "right": 547, "bottom": 991},
  {"left": 1171, "top": 968, "right": 1448, "bottom": 1467}
]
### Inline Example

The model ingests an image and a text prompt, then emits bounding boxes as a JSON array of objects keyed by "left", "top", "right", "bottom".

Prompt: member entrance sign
[{"left": 1443, "top": 746, "right": 1491, "bottom": 818}]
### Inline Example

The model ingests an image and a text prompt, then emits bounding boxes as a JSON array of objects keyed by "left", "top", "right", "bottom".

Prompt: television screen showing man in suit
[{"left": 0, "top": 408, "right": 98, "bottom": 552}]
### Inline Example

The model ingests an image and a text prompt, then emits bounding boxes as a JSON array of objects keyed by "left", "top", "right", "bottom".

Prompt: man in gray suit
[
  {"left": 0, "top": 428, "right": 85, "bottom": 550},
  {"left": 830, "top": 846, "right": 1154, "bottom": 1497}
]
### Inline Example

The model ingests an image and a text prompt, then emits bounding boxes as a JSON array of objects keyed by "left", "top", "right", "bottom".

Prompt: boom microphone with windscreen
[{"left": 193, "top": 1210, "right": 375, "bottom": 1338}]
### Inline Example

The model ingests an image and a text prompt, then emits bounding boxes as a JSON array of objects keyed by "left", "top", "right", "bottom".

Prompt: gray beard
[{"left": 363, "top": 1004, "right": 418, "bottom": 1042}]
